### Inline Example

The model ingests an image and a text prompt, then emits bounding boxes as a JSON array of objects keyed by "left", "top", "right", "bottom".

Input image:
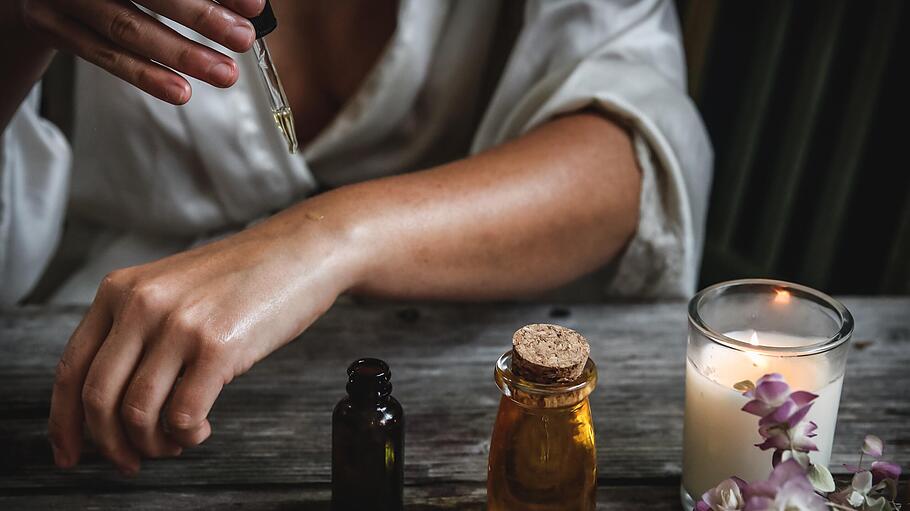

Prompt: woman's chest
[{"left": 265, "top": 0, "right": 399, "bottom": 147}]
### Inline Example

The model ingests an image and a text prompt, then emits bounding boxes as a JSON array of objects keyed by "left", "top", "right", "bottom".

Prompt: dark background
[{"left": 678, "top": 0, "right": 908, "bottom": 294}]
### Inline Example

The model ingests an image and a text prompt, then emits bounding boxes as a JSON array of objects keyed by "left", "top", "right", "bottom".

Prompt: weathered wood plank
[
  {"left": 0, "top": 481, "right": 904, "bottom": 510},
  {"left": 1, "top": 298, "right": 908, "bottom": 491},
  {"left": 0, "top": 483, "right": 682, "bottom": 510}
]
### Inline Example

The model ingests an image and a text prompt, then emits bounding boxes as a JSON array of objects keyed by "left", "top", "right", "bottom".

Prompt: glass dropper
[{"left": 248, "top": 1, "right": 299, "bottom": 154}]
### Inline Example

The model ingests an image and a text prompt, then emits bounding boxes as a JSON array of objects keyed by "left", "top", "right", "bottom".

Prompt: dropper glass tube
[
  {"left": 248, "top": 1, "right": 298, "bottom": 154},
  {"left": 252, "top": 38, "right": 298, "bottom": 153}
]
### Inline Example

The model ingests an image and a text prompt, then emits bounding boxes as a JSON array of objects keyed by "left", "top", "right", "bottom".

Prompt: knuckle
[
  {"left": 133, "top": 65, "right": 153, "bottom": 89},
  {"left": 122, "top": 280, "right": 167, "bottom": 317},
  {"left": 92, "top": 44, "right": 123, "bottom": 71},
  {"left": 107, "top": 9, "right": 142, "bottom": 43},
  {"left": 53, "top": 357, "right": 74, "bottom": 388},
  {"left": 166, "top": 409, "right": 199, "bottom": 432},
  {"left": 99, "top": 269, "right": 131, "bottom": 297},
  {"left": 191, "top": 3, "right": 218, "bottom": 30},
  {"left": 120, "top": 401, "right": 153, "bottom": 430},
  {"left": 167, "top": 311, "right": 223, "bottom": 357},
  {"left": 173, "top": 45, "right": 199, "bottom": 71},
  {"left": 81, "top": 382, "right": 109, "bottom": 414}
]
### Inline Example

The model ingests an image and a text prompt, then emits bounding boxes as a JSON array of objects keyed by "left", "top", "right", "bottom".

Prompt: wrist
[{"left": 269, "top": 190, "right": 378, "bottom": 299}]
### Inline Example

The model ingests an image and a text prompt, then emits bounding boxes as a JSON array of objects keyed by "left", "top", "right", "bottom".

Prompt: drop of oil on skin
[{"left": 306, "top": 212, "right": 325, "bottom": 221}]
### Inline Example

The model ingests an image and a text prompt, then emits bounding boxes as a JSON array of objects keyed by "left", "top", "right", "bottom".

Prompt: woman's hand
[
  {"left": 18, "top": 0, "right": 265, "bottom": 104},
  {"left": 48, "top": 211, "right": 360, "bottom": 474}
]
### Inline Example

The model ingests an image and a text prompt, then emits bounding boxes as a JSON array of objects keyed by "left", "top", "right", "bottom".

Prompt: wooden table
[{"left": 2, "top": 298, "right": 908, "bottom": 509}]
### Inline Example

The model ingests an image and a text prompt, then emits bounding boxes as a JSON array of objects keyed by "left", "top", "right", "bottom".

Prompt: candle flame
[
  {"left": 747, "top": 330, "right": 766, "bottom": 368},
  {"left": 774, "top": 289, "right": 791, "bottom": 305}
]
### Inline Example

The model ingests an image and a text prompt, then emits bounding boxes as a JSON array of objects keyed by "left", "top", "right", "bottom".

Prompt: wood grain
[
  {"left": 1, "top": 299, "right": 908, "bottom": 502},
  {"left": 0, "top": 483, "right": 682, "bottom": 510}
]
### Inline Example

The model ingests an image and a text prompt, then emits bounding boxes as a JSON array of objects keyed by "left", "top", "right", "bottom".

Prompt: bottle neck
[
  {"left": 346, "top": 380, "right": 392, "bottom": 403},
  {"left": 345, "top": 358, "right": 393, "bottom": 404}
]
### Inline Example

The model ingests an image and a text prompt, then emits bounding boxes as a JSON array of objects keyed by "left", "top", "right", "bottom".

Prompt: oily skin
[{"left": 0, "top": 1, "right": 643, "bottom": 475}]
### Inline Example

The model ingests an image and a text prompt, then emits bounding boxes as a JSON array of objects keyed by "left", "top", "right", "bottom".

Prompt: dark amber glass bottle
[{"left": 332, "top": 358, "right": 404, "bottom": 511}]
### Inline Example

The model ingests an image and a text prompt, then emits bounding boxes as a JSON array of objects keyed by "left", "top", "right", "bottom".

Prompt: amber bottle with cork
[
  {"left": 332, "top": 358, "right": 404, "bottom": 511},
  {"left": 487, "top": 324, "right": 598, "bottom": 510}
]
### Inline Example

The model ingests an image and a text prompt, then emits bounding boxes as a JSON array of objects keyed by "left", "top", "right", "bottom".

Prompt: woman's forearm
[
  {"left": 276, "top": 112, "right": 642, "bottom": 300},
  {"left": 46, "top": 112, "right": 641, "bottom": 473}
]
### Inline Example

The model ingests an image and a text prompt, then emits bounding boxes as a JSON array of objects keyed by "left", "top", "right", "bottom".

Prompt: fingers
[
  {"left": 81, "top": 319, "right": 146, "bottom": 475},
  {"left": 35, "top": 9, "right": 191, "bottom": 104},
  {"left": 69, "top": 0, "right": 239, "bottom": 88},
  {"left": 120, "top": 346, "right": 184, "bottom": 459},
  {"left": 135, "top": 0, "right": 256, "bottom": 53},
  {"left": 48, "top": 302, "right": 113, "bottom": 469},
  {"left": 165, "top": 364, "right": 225, "bottom": 448}
]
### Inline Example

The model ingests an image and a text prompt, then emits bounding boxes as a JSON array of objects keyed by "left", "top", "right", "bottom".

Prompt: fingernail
[
  {"left": 51, "top": 443, "right": 70, "bottom": 468},
  {"left": 167, "top": 82, "right": 190, "bottom": 104},
  {"left": 227, "top": 24, "right": 255, "bottom": 50},
  {"left": 210, "top": 62, "right": 236, "bottom": 87}
]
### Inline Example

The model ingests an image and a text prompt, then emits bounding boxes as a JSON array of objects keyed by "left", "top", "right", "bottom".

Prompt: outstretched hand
[
  {"left": 48, "top": 213, "right": 357, "bottom": 474},
  {"left": 18, "top": 0, "right": 265, "bottom": 104}
]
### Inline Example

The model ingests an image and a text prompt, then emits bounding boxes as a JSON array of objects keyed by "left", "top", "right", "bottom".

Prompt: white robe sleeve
[
  {"left": 473, "top": 0, "right": 713, "bottom": 298},
  {"left": 0, "top": 84, "right": 71, "bottom": 305}
]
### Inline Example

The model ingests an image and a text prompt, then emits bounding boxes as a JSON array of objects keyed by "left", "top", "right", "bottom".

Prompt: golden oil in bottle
[{"left": 486, "top": 350, "right": 598, "bottom": 510}]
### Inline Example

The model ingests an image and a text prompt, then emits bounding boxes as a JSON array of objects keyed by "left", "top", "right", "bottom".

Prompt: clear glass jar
[
  {"left": 487, "top": 351, "right": 598, "bottom": 510},
  {"left": 681, "top": 279, "right": 853, "bottom": 510}
]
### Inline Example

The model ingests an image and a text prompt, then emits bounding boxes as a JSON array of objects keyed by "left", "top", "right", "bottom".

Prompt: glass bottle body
[
  {"left": 332, "top": 359, "right": 404, "bottom": 511},
  {"left": 486, "top": 352, "right": 597, "bottom": 511}
]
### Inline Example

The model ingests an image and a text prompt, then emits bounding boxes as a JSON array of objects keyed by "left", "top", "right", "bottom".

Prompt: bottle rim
[
  {"left": 688, "top": 278, "right": 854, "bottom": 357},
  {"left": 494, "top": 350, "right": 597, "bottom": 406}
]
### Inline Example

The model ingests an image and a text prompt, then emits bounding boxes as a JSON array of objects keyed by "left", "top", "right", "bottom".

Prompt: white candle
[{"left": 682, "top": 329, "right": 844, "bottom": 499}]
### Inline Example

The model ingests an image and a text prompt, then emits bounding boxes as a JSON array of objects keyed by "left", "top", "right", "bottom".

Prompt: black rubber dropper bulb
[
  {"left": 248, "top": 0, "right": 277, "bottom": 38},
  {"left": 332, "top": 358, "right": 404, "bottom": 511}
]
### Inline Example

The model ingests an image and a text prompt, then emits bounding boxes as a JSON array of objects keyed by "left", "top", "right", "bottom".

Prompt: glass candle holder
[
  {"left": 487, "top": 351, "right": 598, "bottom": 511},
  {"left": 681, "top": 279, "right": 853, "bottom": 510}
]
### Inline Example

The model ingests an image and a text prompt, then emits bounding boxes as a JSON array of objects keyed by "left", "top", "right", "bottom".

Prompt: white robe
[{"left": 0, "top": 0, "right": 712, "bottom": 305}]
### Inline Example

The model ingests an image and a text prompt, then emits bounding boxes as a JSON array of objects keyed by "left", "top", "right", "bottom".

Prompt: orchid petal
[
  {"left": 754, "top": 380, "right": 790, "bottom": 407},
  {"left": 759, "top": 400, "right": 796, "bottom": 426},
  {"left": 702, "top": 478, "right": 746, "bottom": 511},
  {"left": 768, "top": 459, "right": 809, "bottom": 486},
  {"left": 742, "top": 399, "right": 773, "bottom": 417},
  {"left": 771, "top": 449, "right": 783, "bottom": 468},
  {"left": 863, "top": 434, "right": 884, "bottom": 458},
  {"left": 730, "top": 477, "right": 748, "bottom": 490},
  {"left": 851, "top": 470, "right": 873, "bottom": 494},
  {"left": 870, "top": 461, "right": 901, "bottom": 483},
  {"left": 865, "top": 495, "right": 887, "bottom": 511},
  {"left": 784, "top": 401, "right": 814, "bottom": 428},
  {"left": 742, "top": 496, "right": 775, "bottom": 511},
  {"left": 755, "top": 373, "right": 785, "bottom": 385},
  {"left": 807, "top": 463, "right": 835, "bottom": 493},
  {"left": 788, "top": 391, "right": 818, "bottom": 407}
]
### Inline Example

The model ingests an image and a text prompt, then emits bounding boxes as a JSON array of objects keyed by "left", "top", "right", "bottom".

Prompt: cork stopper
[{"left": 511, "top": 324, "right": 590, "bottom": 384}]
